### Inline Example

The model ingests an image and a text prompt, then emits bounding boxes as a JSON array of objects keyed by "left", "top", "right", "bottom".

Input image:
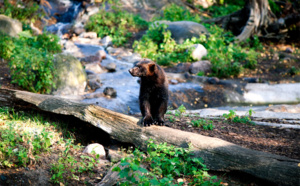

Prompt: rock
[
  {"left": 0, "top": 15, "right": 22, "bottom": 37},
  {"left": 84, "top": 62, "right": 106, "bottom": 74},
  {"left": 285, "top": 47, "right": 293, "bottom": 53},
  {"left": 170, "top": 79, "right": 179, "bottom": 85},
  {"left": 88, "top": 75, "right": 101, "bottom": 90},
  {"left": 194, "top": 0, "right": 214, "bottom": 8},
  {"left": 101, "top": 36, "right": 113, "bottom": 47},
  {"left": 79, "top": 31, "right": 97, "bottom": 39},
  {"left": 174, "top": 63, "right": 191, "bottom": 73},
  {"left": 190, "top": 44, "right": 207, "bottom": 60},
  {"left": 154, "top": 21, "right": 208, "bottom": 44},
  {"left": 96, "top": 50, "right": 107, "bottom": 60},
  {"left": 106, "top": 47, "right": 132, "bottom": 57},
  {"left": 52, "top": 54, "right": 87, "bottom": 95},
  {"left": 121, "top": 53, "right": 142, "bottom": 63},
  {"left": 103, "top": 87, "right": 117, "bottom": 98},
  {"left": 73, "top": 25, "right": 86, "bottom": 35},
  {"left": 207, "top": 77, "right": 220, "bottom": 84},
  {"left": 242, "top": 77, "right": 259, "bottom": 83},
  {"left": 83, "top": 143, "right": 106, "bottom": 159},
  {"left": 1, "top": 175, "right": 7, "bottom": 181},
  {"left": 84, "top": 92, "right": 103, "bottom": 99},
  {"left": 103, "top": 62, "right": 117, "bottom": 72},
  {"left": 63, "top": 41, "right": 84, "bottom": 58},
  {"left": 189, "top": 60, "right": 211, "bottom": 74}
]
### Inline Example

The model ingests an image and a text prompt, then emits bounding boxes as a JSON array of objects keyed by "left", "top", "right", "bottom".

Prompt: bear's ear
[{"left": 149, "top": 63, "right": 156, "bottom": 72}]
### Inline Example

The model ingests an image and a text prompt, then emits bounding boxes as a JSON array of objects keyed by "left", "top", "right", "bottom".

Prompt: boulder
[
  {"left": 0, "top": 15, "right": 22, "bottom": 37},
  {"left": 154, "top": 21, "right": 208, "bottom": 44},
  {"left": 189, "top": 60, "right": 211, "bottom": 74},
  {"left": 83, "top": 143, "right": 106, "bottom": 159},
  {"left": 103, "top": 87, "right": 117, "bottom": 98},
  {"left": 190, "top": 44, "right": 207, "bottom": 60},
  {"left": 84, "top": 62, "right": 106, "bottom": 74},
  {"left": 52, "top": 54, "right": 87, "bottom": 95}
]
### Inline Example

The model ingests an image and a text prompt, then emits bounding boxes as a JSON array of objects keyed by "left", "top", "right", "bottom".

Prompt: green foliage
[
  {"left": 222, "top": 110, "right": 255, "bottom": 125},
  {"left": 0, "top": 107, "right": 100, "bottom": 184},
  {"left": 174, "top": 105, "right": 186, "bottom": 117},
  {"left": 268, "top": 0, "right": 281, "bottom": 14},
  {"left": 0, "top": 107, "right": 57, "bottom": 167},
  {"left": 113, "top": 139, "right": 221, "bottom": 185},
  {"left": 134, "top": 3, "right": 260, "bottom": 77},
  {"left": 204, "top": 4, "right": 242, "bottom": 17},
  {"left": 197, "top": 25, "right": 260, "bottom": 77},
  {"left": 1, "top": 32, "right": 61, "bottom": 93},
  {"left": 0, "top": 0, "right": 41, "bottom": 22},
  {"left": 50, "top": 141, "right": 99, "bottom": 184},
  {"left": 289, "top": 66, "right": 300, "bottom": 76},
  {"left": 154, "top": 3, "right": 201, "bottom": 22},
  {"left": 191, "top": 119, "right": 214, "bottom": 130},
  {"left": 85, "top": 5, "right": 148, "bottom": 46},
  {"left": 133, "top": 23, "right": 194, "bottom": 66},
  {"left": 0, "top": 32, "right": 14, "bottom": 60}
]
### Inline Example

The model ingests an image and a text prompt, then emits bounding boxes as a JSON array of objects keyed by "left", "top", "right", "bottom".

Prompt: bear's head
[{"left": 129, "top": 59, "right": 156, "bottom": 77}]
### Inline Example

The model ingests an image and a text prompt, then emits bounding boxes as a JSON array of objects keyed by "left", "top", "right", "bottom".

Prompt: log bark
[{"left": 0, "top": 88, "right": 299, "bottom": 186}]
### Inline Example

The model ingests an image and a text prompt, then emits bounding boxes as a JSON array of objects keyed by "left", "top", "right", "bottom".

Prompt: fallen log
[{"left": 0, "top": 88, "right": 299, "bottom": 186}]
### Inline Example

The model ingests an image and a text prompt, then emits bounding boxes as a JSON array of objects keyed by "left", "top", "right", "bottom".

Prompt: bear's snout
[{"left": 129, "top": 68, "right": 134, "bottom": 76}]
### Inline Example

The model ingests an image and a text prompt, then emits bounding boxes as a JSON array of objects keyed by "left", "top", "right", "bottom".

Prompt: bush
[
  {"left": 133, "top": 23, "right": 194, "bottom": 66},
  {"left": 0, "top": 32, "right": 14, "bottom": 60},
  {"left": 85, "top": 5, "right": 148, "bottom": 46},
  {"left": 153, "top": 3, "right": 201, "bottom": 22},
  {"left": 113, "top": 139, "right": 221, "bottom": 185},
  {"left": 0, "top": 32, "right": 62, "bottom": 94},
  {"left": 0, "top": 0, "right": 41, "bottom": 22}
]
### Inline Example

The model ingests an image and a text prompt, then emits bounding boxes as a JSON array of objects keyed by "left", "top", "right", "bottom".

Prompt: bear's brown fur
[{"left": 129, "top": 59, "right": 169, "bottom": 126}]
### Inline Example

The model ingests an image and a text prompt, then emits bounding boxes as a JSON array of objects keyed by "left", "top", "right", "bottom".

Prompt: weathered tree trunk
[
  {"left": 0, "top": 88, "right": 299, "bottom": 186},
  {"left": 235, "top": 0, "right": 274, "bottom": 42},
  {"left": 203, "top": 0, "right": 278, "bottom": 42}
]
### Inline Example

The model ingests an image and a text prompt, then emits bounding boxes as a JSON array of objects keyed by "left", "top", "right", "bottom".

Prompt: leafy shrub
[
  {"left": 0, "top": 32, "right": 14, "bottom": 60},
  {"left": 0, "top": 0, "right": 41, "bottom": 22},
  {"left": 153, "top": 3, "right": 201, "bottom": 22},
  {"left": 198, "top": 25, "right": 259, "bottom": 77},
  {"left": 85, "top": 5, "right": 148, "bottom": 46},
  {"left": 204, "top": 4, "right": 242, "bottom": 17},
  {"left": 133, "top": 23, "right": 194, "bottom": 66},
  {"left": 1, "top": 32, "right": 61, "bottom": 93},
  {"left": 113, "top": 139, "right": 221, "bottom": 185},
  {"left": 9, "top": 46, "right": 56, "bottom": 94}
]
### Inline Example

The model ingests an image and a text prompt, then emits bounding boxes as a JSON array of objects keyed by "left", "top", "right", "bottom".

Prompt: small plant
[
  {"left": 174, "top": 104, "right": 186, "bottom": 117},
  {"left": 191, "top": 119, "right": 215, "bottom": 130},
  {"left": 289, "top": 66, "right": 300, "bottom": 76},
  {"left": 167, "top": 115, "right": 175, "bottom": 123},
  {"left": 223, "top": 109, "right": 255, "bottom": 125},
  {"left": 113, "top": 139, "right": 221, "bottom": 185}
]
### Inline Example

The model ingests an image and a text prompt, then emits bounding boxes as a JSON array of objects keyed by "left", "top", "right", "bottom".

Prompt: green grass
[{"left": 0, "top": 107, "right": 105, "bottom": 184}]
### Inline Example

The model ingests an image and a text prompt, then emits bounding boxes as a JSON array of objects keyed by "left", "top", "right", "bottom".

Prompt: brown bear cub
[{"left": 129, "top": 59, "right": 169, "bottom": 126}]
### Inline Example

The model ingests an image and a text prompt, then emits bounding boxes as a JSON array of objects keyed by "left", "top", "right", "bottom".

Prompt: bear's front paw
[
  {"left": 155, "top": 118, "right": 165, "bottom": 126},
  {"left": 143, "top": 116, "right": 154, "bottom": 126}
]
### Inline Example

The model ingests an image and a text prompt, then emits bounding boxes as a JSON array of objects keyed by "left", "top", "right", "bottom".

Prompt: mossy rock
[
  {"left": 0, "top": 14, "right": 22, "bottom": 37},
  {"left": 52, "top": 54, "right": 87, "bottom": 95}
]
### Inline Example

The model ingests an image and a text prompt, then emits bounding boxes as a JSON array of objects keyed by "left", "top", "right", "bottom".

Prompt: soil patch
[{"left": 164, "top": 114, "right": 300, "bottom": 160}]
